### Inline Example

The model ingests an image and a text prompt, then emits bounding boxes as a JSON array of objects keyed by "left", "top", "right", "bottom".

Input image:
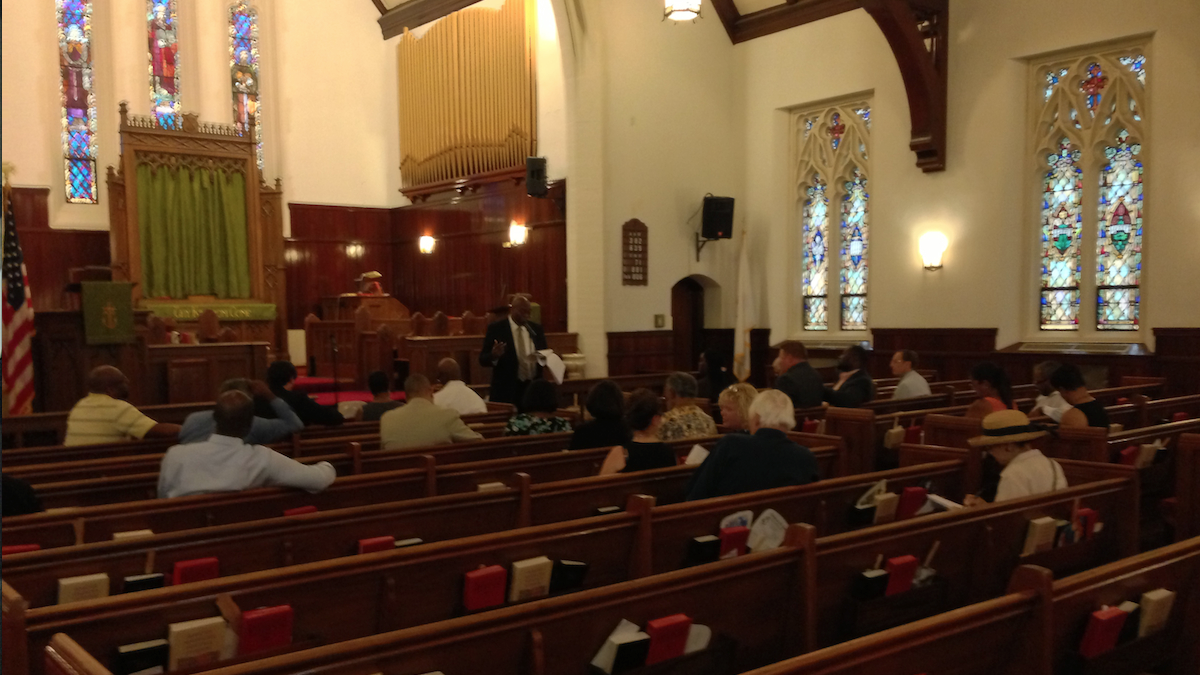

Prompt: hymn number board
[{"left": 622, "top": 219, "right": 648, "bottom": 286}]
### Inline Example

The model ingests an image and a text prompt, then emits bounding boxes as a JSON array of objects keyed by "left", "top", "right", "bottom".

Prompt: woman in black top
[
  {"left": 1051, "top": 363, "right": 1111, "bottom": 428},
  {"left": 599, "top": 389, "right": 676, "bottom": 474},
  {"left": 570, "top": 380, "right": 631, "bottom": 449}
]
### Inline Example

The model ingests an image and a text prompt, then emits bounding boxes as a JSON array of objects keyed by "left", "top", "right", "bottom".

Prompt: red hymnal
[
  {"left": 802, "top": 419, "right": 819, "bottom": 433},
  {"left": 1074, "top": 508, "right": 1099, "bottom": 540},
  {"left": 1172, "top": 412, "right": 1189, "bottom": 422},
  {"left": 463, "top": 565, "right": 507, "bottom": 612},
  {"left": 896, "top": 487, "right": 928, "bottom": 520},
  {"left": 1118, "top": 446, "right": 1139, "bottom": 465},
  {"left": 884, "top": 555, "right": 919, "bottom": 596},
  {"left": 238, "top": 605, "right": 294, "bottom": 656},
  {"left": 172, "top": 557, "right": 219, "bottom": 585},
  {"left": 1116, "top": 397, "right": 1130, "bottom": 405},
  {"left": 357, "top": 536, "right": 395, "bottom": 554},
  {"left": 1079, "top": 606, "right": 1129, "bottom": 658},
  {"left": 2, "top": 544, "right": 41, "bottom": 555},
  {"left": 718, "top": 526, "right": 750, "bottom": 559},
  {"left": 645, "top": 614, "right": 692, "bottom": 665},
  {"left": 904, "top": 425, "right": 923, "bottom": 444},
  {"left": 283, "top": 505, "right": 318, "bottom": 516}
]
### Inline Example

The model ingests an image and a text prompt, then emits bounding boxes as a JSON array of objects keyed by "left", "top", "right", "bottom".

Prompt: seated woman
[
  {"left": 599, "top": 389, "right": 677, "bottom": 475},
  {"left": 570, "top": 380, "right": 630, "bottom": 450},
  {"left": 717, "top": 383, "right": 758, "bottom": 432},
  {"left": 505, "top": 380, "right": 573, "bottom": 436},
  {"left": 966, "top": 361, "right": 1016, "bottom": 419},
  {"left": 964, "top": 410, "right": 1066, "bottom": 504}
]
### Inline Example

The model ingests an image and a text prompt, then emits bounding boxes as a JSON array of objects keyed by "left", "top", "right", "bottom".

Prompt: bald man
[
  {"left": 433, "top": 357, "right": 487, "bottom": 415},
  {"left": 479, "top": 296, "right": 548, "bottom": 405},
  {"left": 64, "top": 366, "right": 181, "bottom": 446},
  {"left": 158, "top": 391, "right": 336, "bottom": 498}
]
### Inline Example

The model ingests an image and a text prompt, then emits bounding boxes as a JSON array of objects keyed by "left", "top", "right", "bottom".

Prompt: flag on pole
[
  {"left": 3, "top": 180, "right": 36, "bottom": 416},
  {"left": 732, "top": 227, "right": 753, "bottom": 382}
]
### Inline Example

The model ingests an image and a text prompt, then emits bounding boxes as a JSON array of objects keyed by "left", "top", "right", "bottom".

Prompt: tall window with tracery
[
  {"left": 148, "top": 0, "right": 180, "bottom": 128},
  {"left": 792, "top": 102, "right": 871, "bottom": 331},
  {"left": 58, "top": 0, "right": 97, "bottom": 204},
  {"left": 230, "top": 1, "right": 263, "bottom": 170},
  {"left": 1033, "top": 45, "right": 1147, "bottom": 331}
]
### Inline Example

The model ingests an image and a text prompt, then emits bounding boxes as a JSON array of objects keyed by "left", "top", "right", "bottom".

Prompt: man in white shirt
[
  {"left": 433, "top": 358, "right": 488, "bottom": 416},
  {"left": 158, "top": 390, "right": 336, "bottom": 498},
  {"left": 964, "top": 410, "right": 1066, "bottom": 504},
  {"left": 889, "top": 350, "right": 932, "bottom": 400},
  {"left": 1028, "top": 361, "right": 1072, "bottom": 422}
]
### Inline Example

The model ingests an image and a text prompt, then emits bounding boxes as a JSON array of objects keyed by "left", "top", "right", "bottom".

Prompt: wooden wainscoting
[
  {"left": 9, "top": 187, "right": 112, "bottom": 312},
  {"left": 869, "top": 328, "right": 997, "bottom": 380},
  {"left": 1154, "top": 328, "right": 1200, "bottom": 395},
  {"left": 607, "top": 331, "right": 675, "bottom": 375}
]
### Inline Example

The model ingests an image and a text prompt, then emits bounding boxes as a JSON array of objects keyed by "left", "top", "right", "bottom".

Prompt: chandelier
[{"left": 664, "top": 1, "right": 702, "bottom": 22}]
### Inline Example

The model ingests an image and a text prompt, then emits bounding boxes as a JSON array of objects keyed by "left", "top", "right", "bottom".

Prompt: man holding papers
[{"left": 478, "top": 295, "right": 549, "bottom": 405}]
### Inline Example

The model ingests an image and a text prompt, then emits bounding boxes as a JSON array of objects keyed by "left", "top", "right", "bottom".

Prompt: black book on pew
[
  {"left": 122, "top": 573, "right": 165, "bottom": 594},
  {"left": 684, "top": 535, "right": 721, "bottom": 567},
  {"left": 550, "top": 559, "right": 589, "bottom": 593},
  {"left": 114, "top": 638, "right": 168, "bottom": 675}
]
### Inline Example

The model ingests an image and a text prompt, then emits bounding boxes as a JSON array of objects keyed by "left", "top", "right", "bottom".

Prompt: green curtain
[{"left": 137, "top": 164, "right": 251, "bottom": 299}]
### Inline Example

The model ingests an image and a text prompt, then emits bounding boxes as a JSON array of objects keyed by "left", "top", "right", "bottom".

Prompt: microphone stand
[{"left": 331, "top": 334, "right": 340, "bottom": 405}]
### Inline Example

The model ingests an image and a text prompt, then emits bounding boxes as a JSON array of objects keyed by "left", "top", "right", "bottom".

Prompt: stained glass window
[
  {"left": 148, "top": 0, "right": 180, "bottom": 129},
  {"left": 793, "top": 102, "right": 870, "bottom": 333},
  {"left": 1032, "top": 46, "right": 1147, "bottom": 333},
  {"left": 801, "top": 175, "right": 829, "bottom": 330},
  {"left": 230, "top": 1, "right": 263, "bottom": 170},
  {"left": 1039, "top": 139, "right": 1083, "bottom": 329},
  {"left": 58, "top": 0, "right": 97, "bottom": 204},
  {"left": 839, "top": 169, "right": 869, "bottom": 331},
  {"left": 1096, "top": 129, "right": 1143, "bottom": 330}
]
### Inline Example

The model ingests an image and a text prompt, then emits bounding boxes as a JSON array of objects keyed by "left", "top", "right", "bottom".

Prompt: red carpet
[
  {"left": 310, "top": 390, "right": 406, "bottom": 406},
  {"left": 293, "top": 376, "right": 356, "bottom": 395}
]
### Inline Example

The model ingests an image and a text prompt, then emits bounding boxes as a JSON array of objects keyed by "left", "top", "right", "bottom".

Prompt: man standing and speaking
[{"left": 479, "top": 296, "right": 548, "bottom": 406}]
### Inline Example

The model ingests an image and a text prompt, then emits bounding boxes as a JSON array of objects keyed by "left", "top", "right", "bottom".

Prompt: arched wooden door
[{"left": 671, "top": 277, "right": 704, "bottom": 372}]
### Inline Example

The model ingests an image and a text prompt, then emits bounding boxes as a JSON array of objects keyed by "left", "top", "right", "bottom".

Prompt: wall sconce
[
  {"left": 664, "top": 0, "right": 702, "bottom": 21},
  {"left": 504, "top": 222, "right": 528, "bottom": 248},
  {"left": 283, "top": 248, "right": 300, "bottom": 264},
  {"left": 344, "top": 242, "right": 365, "bottom": 259},
  {"left": 419, "top": 235, "right": 436, "bottom": 254},
  {"left": 919, "top": 231, "right": 948, "bottom": 270}
]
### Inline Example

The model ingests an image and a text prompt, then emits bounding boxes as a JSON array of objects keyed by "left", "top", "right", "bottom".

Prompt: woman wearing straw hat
[{"left": 963, "top": 410, "right": 1067, "bottom": 505}]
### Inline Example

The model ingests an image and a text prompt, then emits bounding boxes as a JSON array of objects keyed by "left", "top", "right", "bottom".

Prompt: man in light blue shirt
[
  {"left": 890, "top": 350, "right": 932, "bottom": 400},
  {"left": 178, "top": 379, "right": 303, "bottom": 445}
]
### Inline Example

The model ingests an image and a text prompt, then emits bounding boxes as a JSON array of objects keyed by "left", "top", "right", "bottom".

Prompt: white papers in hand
[
  {"left": 684, "top": 444, "right": 709, "bottom": 466},
  {"left": 535, "top": 349, "right": 566, "bottom": 384}
]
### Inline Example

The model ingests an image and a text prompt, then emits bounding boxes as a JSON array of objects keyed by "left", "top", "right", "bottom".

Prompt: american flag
[{"left": 3, "top": 184, "right": 35, "bottom": 415}]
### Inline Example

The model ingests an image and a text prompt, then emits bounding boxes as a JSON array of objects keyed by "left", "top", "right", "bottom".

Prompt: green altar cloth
[{"left": 140, "top": 300, "right": 277, "bottom": 322}]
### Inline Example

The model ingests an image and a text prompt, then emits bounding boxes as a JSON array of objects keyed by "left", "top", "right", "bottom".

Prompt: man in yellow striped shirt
[{"left": 63, "top": 366, "right": 180, "bottom": 446}]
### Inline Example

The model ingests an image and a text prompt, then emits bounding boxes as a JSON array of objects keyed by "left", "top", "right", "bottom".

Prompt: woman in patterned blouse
[{"left": 504, "top": 379, "right": 573, "bottom": 436}]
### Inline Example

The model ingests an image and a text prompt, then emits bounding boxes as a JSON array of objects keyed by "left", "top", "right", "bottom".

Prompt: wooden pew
[
  {"left": 1174, "top": 434, "right": 1200, "bottom": 542},
  {"left": 18, "top": 461, "right": 1138, "bottom": 675}
]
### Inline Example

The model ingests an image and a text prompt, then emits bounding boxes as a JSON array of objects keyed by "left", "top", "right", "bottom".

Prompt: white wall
[{"left": 737, "top": 0, "right": 1200, "bottom": 348}]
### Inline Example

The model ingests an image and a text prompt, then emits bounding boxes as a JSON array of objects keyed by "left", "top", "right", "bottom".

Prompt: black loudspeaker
[
  {"left": 701, "top": 196, "right": 735, "bottom": 239},
  {"left": 526, "top": 157, "right": 547, "bottom": 197}
]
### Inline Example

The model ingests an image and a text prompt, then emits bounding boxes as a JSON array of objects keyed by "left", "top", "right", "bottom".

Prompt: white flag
[{"left": 733, "top": 228, "right": 753, "bottom": 382}]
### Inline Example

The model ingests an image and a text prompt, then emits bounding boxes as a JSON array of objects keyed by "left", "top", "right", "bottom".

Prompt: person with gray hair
[
  {"left": 178, "top": 378, "right": 303, "bottom": 445},
  {"left": 1028, "top": 360, "right": 1071, "bottom": 422},
  {"left": 158, "top": 391, "right": 336, "bottom": 498},
  {"left": 657, "top": 371, "right": 718, "bottom": 442},
  {"left": 685, "top": 389, "right": 820, "bottom": 501}
]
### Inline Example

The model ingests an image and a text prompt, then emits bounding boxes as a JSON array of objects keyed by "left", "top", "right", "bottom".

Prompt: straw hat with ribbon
[{"left": 968, "top": 409, "right": 1048, "bottom": 447}]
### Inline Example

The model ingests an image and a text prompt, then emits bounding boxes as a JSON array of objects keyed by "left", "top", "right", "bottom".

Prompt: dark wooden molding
[
  {"left": 378, "top": 0, "right": 480, "bottom": 39},
  {"left": 399, "top": 165, "right": 527, "bottom": 203},
  {"left": 371, "top": 0, "right": 388, "bottom": 15},
  {"left": 861, "top": 0, "right": 949, "bottom": 171},
  {"left": 708, "top": 0, "right": 950, "bottom": 172}
]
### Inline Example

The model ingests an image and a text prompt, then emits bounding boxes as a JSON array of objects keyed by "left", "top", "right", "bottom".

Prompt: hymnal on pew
[
  {"left": 112, "top": 529, "right": 155, "bottom": 540},
  {"left": 167, "top": 616, "right": 227, "bottom": 670},
  {"left": 747, "top": 509, "right": 788, "bottom": 552},
  {"left": 238, "top": 605, "right": 294, "bottom": 656},
  {"left": 884, "top": 555, "right": 919, "bottom": 596},
  {"left": 358, "top": 536, "right": 395, "bottom": 554},
  {"left": 1022, "top": 517, "right": 1059, "bottom": 555},
  {"left": 114, "top": 638, "right": 168, "bottom": 675},
  {"left": 591, "top": 619, "right": 651, "bottom": 674},
  {"left": 282, "top": 505, "right": 318, "bottom": 516},
  {"left": 57, "top": 572, "right": 110, "bottom": 604},
  {"left": 1078, "top": 606, "right": 1128, "bottom": 658},
  {"left": 463, "top": 565, "right": 507, "bottom": 611},
  {"left": 1138, "top": 588, "right": 1175, "bottom": 637},
  {"left": 874, "top": 492, "right": 899, "bottom": 524},
  {"left": 595, "top": 505, "right": 622, "bottom": 515},
  {"left": 395, "top": 537, "right": 424, "bottom": 548},
  {"left": 477, "top": 481, "right": 507, "bottom": 491},
  {"left": 509, "top": 556, "right": 554, "bottom": 602},
  {"left": 896, "top": 487, "right": 928, "bottom": 520},
  {"left": 850, "top": 480, "right": 886, "bottom": 526},
  {"left": 685, "top": 535, "right": 721, "bottom": 566},
  {"left": 1116, "top": 601, "right": 1141, "bottom": 644},
  {"left": 173, "top": 557, "right": 220, "bottom": 585},
  {"left": 645, "top": 614, "right": 692, "bottom": 664},
  {"left": 2, "top": 543, "right": 41, "bottom": 555},
  {"left": 852, "top": 554, "right": 889, "bottom": 601},
  {"left": 718, "top": 526, "right": 750, "bottom": 559},
  {"left": 122, "top": 573, "right": 165, "bottom": 593},
  {"left": 550, "top": 559, "right": 589, "bottom": 593}
]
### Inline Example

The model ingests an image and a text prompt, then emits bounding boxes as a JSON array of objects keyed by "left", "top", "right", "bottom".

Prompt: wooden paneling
[
  {"left": 145, "top": 342, "right": 270, "bottom": 404},
  {"left": 9, "top": 187, "right": 112, "bottom": 312},
  {"left": 995, "top": 343, "right": 1154, "bottom": 389},
  {"left": 870, "top": 328, "right": 997, "bottom": 380},
  {"left": 1155, "top": 329, "right": 1200, "bottom": 395},
  {"left": 30, "top": 311, "right": 148, "bottom": 413},
  {"left": 607, "top": 331, "right": 675, "bottom": 376},
  {"left": 700, "top": 327, "right": 774, "bottom": 388}
]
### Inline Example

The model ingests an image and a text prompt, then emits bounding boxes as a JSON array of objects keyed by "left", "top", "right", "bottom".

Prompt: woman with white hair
[{"left": 685, "top": 389, "right": 820, "bottom": 501}]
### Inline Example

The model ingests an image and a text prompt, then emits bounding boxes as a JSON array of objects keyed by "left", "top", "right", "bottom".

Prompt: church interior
[{"left": 2, "top": 0, "right": 1200, "bottom": 673}]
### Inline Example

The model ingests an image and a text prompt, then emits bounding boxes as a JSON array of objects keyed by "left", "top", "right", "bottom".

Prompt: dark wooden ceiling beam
[
  {"left": 377, "top": 0, "right": 480, "bottom": 39},
  {"left": 861, "top": 0, "right": 949, "bottom": 171},
  {"left": 371, "top": 0, "right": 388, "bottom": 16},
  {"left": 707, "top": 0, "right": 742, "bottom": 39}
]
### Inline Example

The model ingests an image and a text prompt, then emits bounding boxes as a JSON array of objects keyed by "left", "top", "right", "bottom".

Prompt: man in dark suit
[
  {"left": 478, "top": 296, "right": 548, "bottom": 406},
  {"left": 825, "top": 344, "right": 876, "bottom": 408},
  {"left": 772, "top": 340, "right": 824, "bottom": 408},
  {"left": 255, "top": 360, "right": 345, "bottom": 427}
]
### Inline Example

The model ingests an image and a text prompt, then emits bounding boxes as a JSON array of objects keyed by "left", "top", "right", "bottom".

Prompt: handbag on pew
[{"left": 883, "top": 418, "right": 904, "bottom": 450}]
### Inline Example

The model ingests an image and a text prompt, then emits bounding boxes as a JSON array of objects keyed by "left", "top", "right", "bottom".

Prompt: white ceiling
[{"left": 732, "top": 0, "right": 786, "bottom": 14}]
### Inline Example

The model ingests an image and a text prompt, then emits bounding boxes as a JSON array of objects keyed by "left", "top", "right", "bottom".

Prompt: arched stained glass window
[
  {"left": 801, "top": 175, "right": 829, "bottom": 330},
  {"left": 792, "top": 100, "right": 871, "bottom": 333},
  {"left": 148, "top": 0, "right": 180, "bottom": 129},
  {"left": 839, "top": 169, "right": 869, "bottom": 331},
  {"left": 1031, "top": 44, "right": 1146, "bottom": 332},
  {"left": 1039, "top": 139, "right": 1083, "bottom": 330},
  {"left": 1096, "top": 129, "right": 1143, "bottom": 330},
  {"left": 230, "top": 1, "right": 263, "bottom": 170},
  {"left": 58, "top": 0, "right": 97, "bottom": 204}
]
